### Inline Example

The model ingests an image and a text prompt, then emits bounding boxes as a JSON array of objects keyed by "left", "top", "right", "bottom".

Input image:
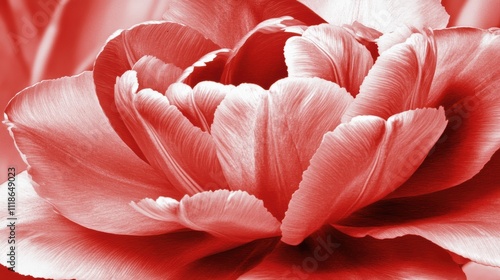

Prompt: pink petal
[
  {"left": 0, "top": 172, "right": 273, "bottom": 279},
  {"left": 337, "top": 150, "right": 500, "bottom": 267},
  {"left": 132, "top": 55, "right": 182, "bottom": 93},
  {"left": 132, "top": 190, "right": 281, "bottom": 242},
  {"left": 390, "top": 28, "right": 500, "bottom": 197},
  {"left": 221, "top": 17, "right": 305, "bottom": 89},
  {"left": 115, "top": 71, "right": 227, "bottom": 194},
  {"left": 177, "top": 48, "right": 231, "bottom": 87},
  {"left": 281, "top": 108, "right": 447, "bottom": 245},
  {"left": 161, "top": 0, "right": 324, "bottom": 47},
  {"left": 240, "top": 231, "right": 464, "bottom": 279},
  {"left": 299, "top": 0, "right": 449, "bottom": 33},
  {"left": 4, "top": 72, "right": 179, "bottom": 235},
  {"left": 166, "top": 81, "right": 234, "bottom": 132},
  {"left": 285, "top": 23, "right": 373, "bottom": 95},
  {"left": 212, "top": 77, "right": 353, "bottom": 219},
  {"left": 93, "top": 21, "right": 220, "bottom": 160},
  {"left": 343, "top": 31, "right": 436, "bottom": 122}
]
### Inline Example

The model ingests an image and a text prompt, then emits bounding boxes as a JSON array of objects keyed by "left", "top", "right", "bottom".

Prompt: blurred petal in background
[{"left": 443, "top": 0, "right": 500, "bottom": 28}]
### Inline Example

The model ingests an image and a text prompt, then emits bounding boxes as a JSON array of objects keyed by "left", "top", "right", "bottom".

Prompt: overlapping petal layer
[
  {"left": 4, "top": 72, "right": 176, "bottom": 235},
  {"left": 221, "top": 17, "right": 305, "bottom": 89},
  {"left": 285, "top": 23, "right": 373, "bottom": 95},
  {"left": 132, "top": 55, "right": 182, "bottom": 93},
  {"left": 344, "top": 28, "right": 500, "bottom": 198},
  {"left": 115, "top": 71, "right": 227, "bottom": 195},
  {"left": 94, "top": 21, "right": 220, "bottom": 159},
  {"left": 281, "top": 108, "right": 447, "bottom": 245},
  {"left": 132, "top": 189, "right": 281, "bottom": 242},
  {"left": 166, "top": 81, "right": 234, "bottom": 132},
  {"left": 0, "top": 172, "right": 275, "bottom": 279},
  {"left": 337, "top": 151, "right": 500, "bottom": 267},
  {"left": 212, "top": 77, "right": 353, "bottom": 219}
]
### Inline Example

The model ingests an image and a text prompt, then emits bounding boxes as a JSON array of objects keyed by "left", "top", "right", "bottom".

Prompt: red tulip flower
[{"left": 1, "top": 0, "right": 499, "bottom": 279}]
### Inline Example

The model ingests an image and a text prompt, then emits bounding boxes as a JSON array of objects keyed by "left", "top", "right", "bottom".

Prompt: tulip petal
[
  {"left": 377, "top": 25, "right": 421, "bottom": 54},
  {"left": 337, "top": 150, "right": 500, "bottom": 267},
  {"left": 166, "top": 81, "right": 234, "bottom": 132},
  {"left": 281, "top": 108, "right": 447, "bottom": 245},
  {"left": 338, "top": 21, "right": 382, "bottom": 61},
  {"left": 341, "top": 28, "right": 500, "bottom": 198},
  {"left": 177, "top": 48, "right": 231, "bottom": 87},
  {"left": 390, "top": 28, "right": 500, "bottom": 197},
  {"left": 132, "top": 55, "right": 182, "bottom": 93},
  {"left": 285, "top": 24, "right": 373, "bottom": 96},
  {"left": 93, "top": 21, "right": 220, "bottom": 160},
  {"left": 240, "top": 231, "right": 464, "bottom": 279},
  {"left": 4, "top": 72, "right": 179, "bottom": 235},
  {"left": 299, "top": 0, "right": 449, "bottom": 33},
  {"left": 0, "top": 172, "right": 271, "bottom": 279},
  {"left": 212, "top": 77, "right": 353, "bottom": 219},
  {"left": 132, "top": 190, "right": 281, "bottom": 242},
  {"left": 115, "top": 71, "right": 227, "bottom": 194},
  {"left": 221, "top": 17, "right": 305, "bottom": 89},
  {"left": 161, "top": 0, "right": 324, "bottom": 47},
  {"left": 343, "top": 31, "right": 436, "bottom": 121}
]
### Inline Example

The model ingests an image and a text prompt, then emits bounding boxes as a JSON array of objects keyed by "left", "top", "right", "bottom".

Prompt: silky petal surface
[
  {"left": 161, "top": 0, "right": 324, "bottom": 47},
  {"left": 343, "top": 31, "right": 436, "bottom": 121},
  {"left": 93, "top": 21, "right": 220, "bottom": 160},
  {"left": 132, "top": 55, "right": 182, "bottom": 93},
  {"left": 343, "top": 28, "right": 500, "bottom": 198},
  {"left": 132, "top": 190, "right": 281, "bottom": 242},
  {"left": 285, "top": 24, "right": 373, "bottom": 95},
  {"left": 299, "top": 0, "right": 449, "bottom": 33},
  {"left": 166, "top": 81, "right": 234, "bottom": 133},
  {"left": 115, "top": 71, "right": 227, "bottom": 195},
  {"left": 0, "top": 172, "right": 272, "bottom": 279},
  {"left": 391, "top": 28, "right": 500, "bottom": 197},
  {"left": 281, "top": 108, "right": 447, "bottom": 245},
  {"left": 240, "top": 231, "right": 464, "bottom": 279},
  {"left": 337, "top": 150, "right": 500, "bottom": 267},
  {"left": 4, "top": 72, "right": 178, "bottom": 235},
  {"left": 212, "top": 77, "right": 353, "bottom": 219}
]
